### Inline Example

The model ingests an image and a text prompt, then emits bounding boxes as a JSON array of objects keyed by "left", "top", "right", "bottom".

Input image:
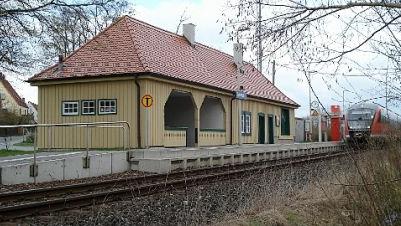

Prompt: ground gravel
[
  {"left": 0, "top": 170, "right": 148, "bottom": 193},
  {"left": 15, "top": 156, "right": 353, "bottom": 226}
]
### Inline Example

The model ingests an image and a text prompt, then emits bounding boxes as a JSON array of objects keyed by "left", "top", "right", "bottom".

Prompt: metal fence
[{"left": 0, "top": 121, "right": 131, "bottom": 177}]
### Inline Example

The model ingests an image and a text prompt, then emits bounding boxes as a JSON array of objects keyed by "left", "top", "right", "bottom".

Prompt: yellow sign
[{"left": 141, "top": 95, "right": 153, "bottom": 108}]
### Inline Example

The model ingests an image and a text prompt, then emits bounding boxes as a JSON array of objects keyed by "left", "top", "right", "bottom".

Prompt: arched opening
[
  {"left": 200, "top": 96, "right": 225, "bottom": 130},
  {"left": 164, "top": 90, "right": 196, "bottom": 147},
  {"left": 199, "top": 96, "right": 226, "bottom": 146}
]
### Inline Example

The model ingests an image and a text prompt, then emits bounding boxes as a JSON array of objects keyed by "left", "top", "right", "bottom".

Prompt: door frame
[
  {"left": 258, "top": 113, "right": 266, "bottom": 144},
  {"left": 267, "top": 114, "right": 274, "bottom": 144}
]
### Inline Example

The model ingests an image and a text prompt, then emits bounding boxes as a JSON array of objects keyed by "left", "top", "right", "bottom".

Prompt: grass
[
  {"left": 0, "top": 149, "right": 33, "bottom": 157},
  {"left": 286, "top": 211, "right": 306, "bottom": 226},
  {"left": 246, "top": 217, "right": 264, "bottom": 226},
  {"left": 13, "top": 141, "right": 34, "bottom": 147}
]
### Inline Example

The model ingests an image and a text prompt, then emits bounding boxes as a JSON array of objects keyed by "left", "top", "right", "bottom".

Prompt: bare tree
[
  {"left": 175, "top": 8, "right": 190, "bottom": 34},
  {"left": 223, "top": 0, "right": 401, "bottom": 108},
  {"left": 0, "top": 0, "right": 131, "bottom": 73},
  {"left": 39, "top": 1, "right": 130, "bottom": 63}
]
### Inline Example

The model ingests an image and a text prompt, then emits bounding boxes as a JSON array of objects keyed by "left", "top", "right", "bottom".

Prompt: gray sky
[{"left": 12, "top": 0, "right": 397, "bottom": 117}]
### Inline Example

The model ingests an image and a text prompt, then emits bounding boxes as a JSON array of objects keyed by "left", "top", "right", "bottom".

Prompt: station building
[{"left": 28, "top": 16, "right": 299, "bottom": 149}]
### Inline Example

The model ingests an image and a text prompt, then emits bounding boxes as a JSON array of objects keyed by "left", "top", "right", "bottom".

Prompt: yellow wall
[
  {"left": 230, "top": 98, "right": 295, "bottom": 144},
  {"left": 0, "top": 82, "right": 28, "bottom": 115},
  {"left": 138, "top": 77, "right": 232, "bottom": 147},
  {"left": 139, "top": 76, "right": 296, "bottom": 147},
  {"left": 35, "top": 75, "right": 296, "bottom": 149},
  {"left": 37, "top": 78, "right": 136, "bottom": 149}
]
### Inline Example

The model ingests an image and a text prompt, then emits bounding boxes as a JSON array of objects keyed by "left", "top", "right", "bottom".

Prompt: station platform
[
  {"left": 0, "top": 142, "right": 343, "bottom": 185},
  {"left": 129, "top": 142, "right": 343, "bottom": 173}
]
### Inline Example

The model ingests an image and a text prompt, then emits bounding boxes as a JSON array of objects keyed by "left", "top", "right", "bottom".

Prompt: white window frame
[
  {"left": 241, "top": 111, "right": 252, "bottom": 135},
  {"left": 245, "top": 114, "right": 251, "bottom": 133},
  {"left": 62, "top": 101, "right": 79, "bottom": 116},
  {"left": 241, "top": 114, "right": 245, "bottom": 133},
  {"left": 98, "top": 99, "right": 117, "bottom": 115},
  {"left": 81, "top": 100, "right": 96, "bottom": 115}
]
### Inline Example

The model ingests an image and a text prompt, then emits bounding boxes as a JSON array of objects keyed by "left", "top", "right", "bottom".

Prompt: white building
[{"left": 27, "top": 101, "right": 38, "bottom": 123}]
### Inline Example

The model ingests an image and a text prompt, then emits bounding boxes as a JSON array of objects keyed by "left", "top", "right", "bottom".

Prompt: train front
[{"left": 346, "top": 105, "right": 377, "bottom": 141}]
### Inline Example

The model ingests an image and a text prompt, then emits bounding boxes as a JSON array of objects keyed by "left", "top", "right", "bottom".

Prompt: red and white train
[{"left": 345, "top": 103, "right": 399, "bottom": 141}]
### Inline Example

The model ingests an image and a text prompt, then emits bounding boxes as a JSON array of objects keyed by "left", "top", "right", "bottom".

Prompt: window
[
  {"left": 62, "top": 101, "right": 79, "bottom": 116},
  {"left": 241, "top": 111, "right": 252, "bottom": 134},
  {"left": 281, "top": 108, "right": 290, "bottom": 135},
  {"left": 82, "top": 100, "right": 95, "bottom": 115},
  {"left": 98, "top": 99, "right": 117, "bottom": 114}
]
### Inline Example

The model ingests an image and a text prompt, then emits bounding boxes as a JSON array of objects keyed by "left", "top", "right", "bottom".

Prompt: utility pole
[
  {"left": 342, "top": 90, "right": 345, "bottom": 141},
  {"left": 234, "top": 43, "right": 244, "bottom": 146},
  {"left": 318, "top": 109, "right": 322, "bottom": 142},
  {"left": 272, "top": 60, "right": 276, "bottom": 85},
  {"left": 257, "top": 0, "right": 262, "bottom": 73},
  {"left": 386, "top": 72, "right": 389, "bottom": 118},
  {"left": 308, "top": 73, "right": 312, "bottom": 141}
]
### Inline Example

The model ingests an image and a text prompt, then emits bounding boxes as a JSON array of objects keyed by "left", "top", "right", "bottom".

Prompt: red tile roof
[
  {"left": 0, "top": 73, "right": 28, "bottom": 108},
  {"left": 28, "top": 16, "right": 298, "bottom": 107}
]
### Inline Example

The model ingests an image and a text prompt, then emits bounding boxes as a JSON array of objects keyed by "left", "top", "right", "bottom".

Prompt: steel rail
[
  {"left": 0, "top": 150, "right": 349, "bottom": 221},
  {"left": 0, "top": 150, "right": 343, "bottom": 203}
]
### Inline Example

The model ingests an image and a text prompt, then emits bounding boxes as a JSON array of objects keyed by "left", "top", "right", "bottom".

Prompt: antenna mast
[{"left": 257, "top": 0, "right": 262, "bottom": 73}]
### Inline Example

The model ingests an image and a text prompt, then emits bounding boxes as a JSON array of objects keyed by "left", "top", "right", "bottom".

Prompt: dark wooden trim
[
  {"left": 97, "top": 99, "right": 117, "bottom": 115},
  {"left": 81, "top": 100, "right": 96, "bottom": 115},
  {"left": 61, "top": 100, "right": 79, "bottom": 116}
]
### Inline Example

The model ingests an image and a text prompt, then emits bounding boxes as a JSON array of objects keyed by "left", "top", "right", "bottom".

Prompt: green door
[
  {"left": 258, "top": 114, "right": 265, "bottom": 144},
  {"left": 268, "top": 116, "right": 274, "bottom": 144}
]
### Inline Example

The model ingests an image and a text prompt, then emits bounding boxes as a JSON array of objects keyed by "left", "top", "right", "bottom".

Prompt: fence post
[
  {"left": 47, "top": 126, "right": 52, "bottom": 151},
  {"left": 30, "top": 126, "right": 38, "bottom": 183},
  {"left": 122, "top": 126, "right": 126, "bottom": 151},
  {"left": 83, "top": 124, "right": 90, "bottom": 169},
  {"left": 125, "top": 122, "right": 131, "bottom": 149}
]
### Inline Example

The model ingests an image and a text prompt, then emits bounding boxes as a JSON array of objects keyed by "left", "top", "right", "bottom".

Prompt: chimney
[
  {"left": 233, "top": 43, "right": 244, "bottom": 68},
  {"left": 58, "top": 54, "right": 64, "bottom": 72},
  {"left": 183, "top": 23, "right": 196, "bottom": 46}
]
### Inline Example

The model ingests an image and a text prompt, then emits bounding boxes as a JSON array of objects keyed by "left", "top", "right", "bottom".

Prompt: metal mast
[{"left": 257, "top": 0, "right": 262, "bottom": 72}]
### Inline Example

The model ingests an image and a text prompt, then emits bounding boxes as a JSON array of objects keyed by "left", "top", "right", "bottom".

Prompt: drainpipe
[
  {"left": 134, "top": 76, "right": 142, "bottom": 148},
  {"left": 230, "top": 96, "right": 235, "bottom": 144}
]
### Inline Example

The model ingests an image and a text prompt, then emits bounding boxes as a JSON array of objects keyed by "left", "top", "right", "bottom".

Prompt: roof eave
[{"left": 28, "top": 72, "right": 299, "bottom": 108}]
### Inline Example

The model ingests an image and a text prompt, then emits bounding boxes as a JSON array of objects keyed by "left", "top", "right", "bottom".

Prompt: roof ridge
[
  {"left": 258, "top": 72, "right": 295, "bottom": 102},
  {"left": 29, "top": 16, "right": 129, "bottom": 80},
  {"left": 123, "top": 18, "right": 149, "bottom": 72},
  {"left": 126, "top": 16, "right": 235, "bottom": 60},
  {"left": 126, "top": 16, "right": 187, "bottom": 40},
  {"left": 61, "top": 16, "right": 128, "bottom": 64},
  {"left": 126, "top": 16, "right": 217, "bottom": 76}
]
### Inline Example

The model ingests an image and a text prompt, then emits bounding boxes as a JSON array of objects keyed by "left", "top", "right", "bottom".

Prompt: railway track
[{"left": 0, "top": 150, "right": 349, "bottom": 221}]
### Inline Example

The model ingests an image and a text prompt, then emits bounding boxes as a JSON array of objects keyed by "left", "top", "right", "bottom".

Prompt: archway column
[
  {"left": 194, "top": 109, "right": 200, "bottom": 147},
  {"left": 192, "top": 92, "right": 204, "bottom": 148}
]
